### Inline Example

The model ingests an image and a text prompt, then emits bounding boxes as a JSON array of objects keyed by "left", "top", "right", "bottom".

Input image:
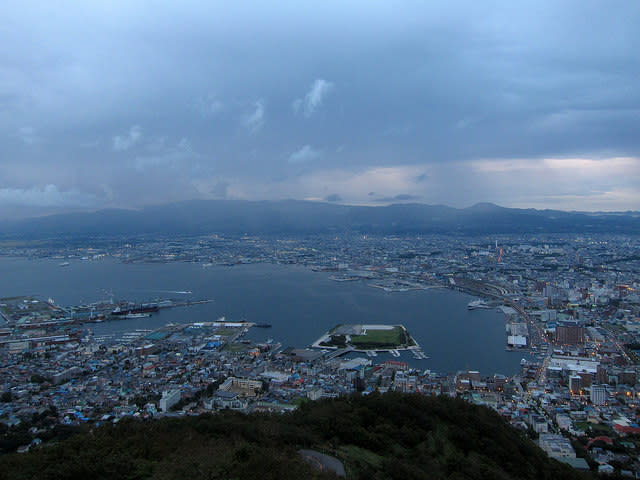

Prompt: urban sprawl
[{"left": 1, "top": 233, "right": 640, "bottom": 475}]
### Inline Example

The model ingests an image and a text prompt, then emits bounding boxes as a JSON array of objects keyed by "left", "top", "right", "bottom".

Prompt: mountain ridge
[{"left": 1, "top": 199, "right": 638, "bottom": 238}]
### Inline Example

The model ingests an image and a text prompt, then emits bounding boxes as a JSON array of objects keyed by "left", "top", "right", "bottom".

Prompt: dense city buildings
[{"left": 1, "top": 232, "right": 639, "bottom": 473}]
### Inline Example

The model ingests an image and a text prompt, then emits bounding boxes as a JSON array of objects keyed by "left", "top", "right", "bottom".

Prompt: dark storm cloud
[{"left": 0, "top": 1, "right": 639, "bottom": 215}]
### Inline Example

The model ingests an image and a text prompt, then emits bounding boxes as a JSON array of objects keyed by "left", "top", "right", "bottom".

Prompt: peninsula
[{"left": 312, "top": 324, "right": 422, "bottom": 356}]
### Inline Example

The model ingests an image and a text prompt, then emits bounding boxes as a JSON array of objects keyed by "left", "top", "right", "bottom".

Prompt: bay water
[{"left": 0, "top": 257, "right": 524, "bottom": 376}]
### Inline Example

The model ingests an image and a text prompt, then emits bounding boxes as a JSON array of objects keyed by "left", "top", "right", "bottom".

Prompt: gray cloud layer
[{"left": 1, "top": 1, "right": 639, "bottom": 216}]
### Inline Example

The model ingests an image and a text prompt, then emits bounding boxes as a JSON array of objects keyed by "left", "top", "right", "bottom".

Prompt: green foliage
[
  {"left": 324, "top": 326, "right": 414, "bottom": 350},
  {"left": 0, "top": 393, "right": 588, "bottom": 479},
  {"left": 0, "top": 406, "right": 63, "bottom": 454},
  {"left": 349, "top": 327, "right": 406, "bottom": 349},
  {"left": 131, "top": 393, "right": 161, "bottom": 410},
  {"left": 322, "top": 334, "right": 347, "bottom": 347},
  {"left": 30, "top": 374, "right": 48, "bottom": 384}
]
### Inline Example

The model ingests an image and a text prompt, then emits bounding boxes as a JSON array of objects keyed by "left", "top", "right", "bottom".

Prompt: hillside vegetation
[{"left": 0, "top": 393, "right": 587, "bottom": 480}]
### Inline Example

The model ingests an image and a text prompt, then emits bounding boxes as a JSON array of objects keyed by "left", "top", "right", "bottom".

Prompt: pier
[{"left": 324, "top": 347, "right": 355, "bottom": 360}]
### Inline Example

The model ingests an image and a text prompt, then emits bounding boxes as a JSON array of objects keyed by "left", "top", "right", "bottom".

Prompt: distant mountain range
[{"left": 1, "top": 200, "right": 639, "bottom": 238}]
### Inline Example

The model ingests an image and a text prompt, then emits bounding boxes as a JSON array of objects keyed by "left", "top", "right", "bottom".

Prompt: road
[{"left": 299, "top": 449, "right": 346, "bottom": 477}]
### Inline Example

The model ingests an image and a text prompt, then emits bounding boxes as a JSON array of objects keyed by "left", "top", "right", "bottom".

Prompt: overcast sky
[{"left": 1, "top": 1, "right": 639, "bottom": 218}]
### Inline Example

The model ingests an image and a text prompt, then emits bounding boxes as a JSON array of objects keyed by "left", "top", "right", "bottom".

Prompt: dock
[
  {"left": 411, "top": 349, "right": 429, "bottom": 360},
  {"left": 323, "top": 347, "right": 354, "bottom": 360}
]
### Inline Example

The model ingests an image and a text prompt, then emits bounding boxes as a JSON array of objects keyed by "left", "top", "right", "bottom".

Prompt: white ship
[{"left": 468, "top": 300, "right": 490, "bottom": 310}]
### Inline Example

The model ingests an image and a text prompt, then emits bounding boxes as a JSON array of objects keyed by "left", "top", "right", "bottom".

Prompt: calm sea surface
[{"left": 0, "top": 257, "right": 525, "bottom": 375}]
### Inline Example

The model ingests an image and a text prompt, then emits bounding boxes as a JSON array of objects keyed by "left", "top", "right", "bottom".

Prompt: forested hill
[{"left": 0, "top": 393, "right": 587, "bottom": 480}]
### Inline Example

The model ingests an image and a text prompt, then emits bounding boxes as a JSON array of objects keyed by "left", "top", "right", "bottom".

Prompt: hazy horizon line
[{"left": 2, "top": 197, "right": 639, "bottom": 223}]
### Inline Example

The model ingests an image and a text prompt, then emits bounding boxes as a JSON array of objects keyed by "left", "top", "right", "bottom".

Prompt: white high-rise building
[
  {"left": 590, "top": 384, "right": 607, "bottom": 405},
  {"left": 159, "top": 389, "right": 182, "bottom": 412}
]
